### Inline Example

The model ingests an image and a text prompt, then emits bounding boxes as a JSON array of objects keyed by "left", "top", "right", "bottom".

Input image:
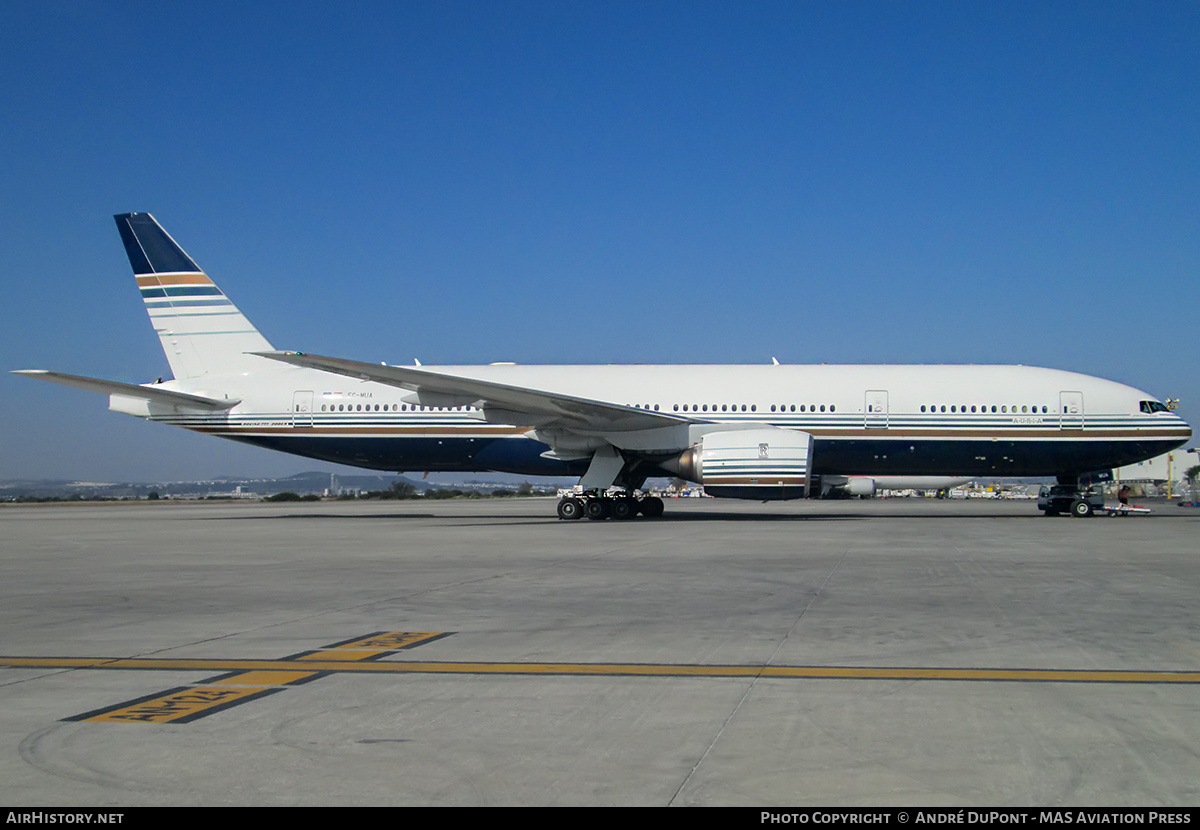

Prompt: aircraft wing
[
  {"left": 13, "top": 370, "right": 240, "bottom": 410},
  {"left": 254, "top": 351, "right": 690, "bottom": 432}
]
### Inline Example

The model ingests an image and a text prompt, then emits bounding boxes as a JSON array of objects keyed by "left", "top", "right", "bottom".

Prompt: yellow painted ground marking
[
  {"left": 209, "top": 670, "right": 318, "bottom": 686},
  {"left": 294, "top": 632, "right": 449, "bottom": 662},
  {"left": 324, "top": 632, "right": 448, "bottom": 650},
  {"left": 299, "top": 649, "right": 387, "bottom": 661},
  {"left": 22, "top": 631, "right": 450, "bottom": 724},
  {"left": 69, "top": 685, "right": 280, "bottom": 724},
  {"left": 6, "top": 656, "right": 1200, "bottom": 684}
]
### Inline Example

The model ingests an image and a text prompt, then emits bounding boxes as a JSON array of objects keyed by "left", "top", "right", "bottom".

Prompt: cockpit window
[{"left": 1140, "top": 400, "right": 1169, "bottom": 414}]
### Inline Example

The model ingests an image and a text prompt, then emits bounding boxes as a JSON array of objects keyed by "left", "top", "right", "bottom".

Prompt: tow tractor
[{"left": 1037, "top": 484, "right": 1152, "bottom": 517}]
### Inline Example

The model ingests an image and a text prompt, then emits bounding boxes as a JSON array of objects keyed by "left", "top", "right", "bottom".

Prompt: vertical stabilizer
[{"left": 115, "top": 213, "right": 273, "bottom": 379}]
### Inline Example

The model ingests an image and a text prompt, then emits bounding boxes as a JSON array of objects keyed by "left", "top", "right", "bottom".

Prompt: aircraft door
[
  {"left": 1059, "top": 391, "right": 1083, "bottom": 430},
  {"left": 865, "top": 390, "right": 889, "bottom": 429},
  {"left": 292, "top": 390, "right": 314, "bottom": 428}
]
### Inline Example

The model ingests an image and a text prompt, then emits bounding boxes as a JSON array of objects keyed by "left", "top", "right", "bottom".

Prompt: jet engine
[
  {"left": 839, "top": 477, "right": 877, "bottom": 497},
  {"left": 659, "top": 427, "right": 813, "bottom": 500}
]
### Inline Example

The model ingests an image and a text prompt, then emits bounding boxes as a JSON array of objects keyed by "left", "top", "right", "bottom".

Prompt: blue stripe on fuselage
[
  {"left": 219, "top": 434, "right": 587, "bottom": 477},
  {"left": 206, "top": 431, "right": 1186, "bottom": 480}
]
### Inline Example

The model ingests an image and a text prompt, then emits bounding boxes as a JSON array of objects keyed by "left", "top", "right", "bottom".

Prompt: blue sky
[{"left": 2, "top": 1, "right": 1197, "bottom": 482}]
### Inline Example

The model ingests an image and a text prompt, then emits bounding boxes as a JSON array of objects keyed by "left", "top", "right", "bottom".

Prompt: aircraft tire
[
  {"left": 1071, "top": 499, "right": 1094, "bottom": 518},
  {"left": 585, "top": 498, "right": 611, "bottom": 521},
  {"left": 640, "top": 496, "right": 664, "bottom": 518},
  {"left": 611, "top": 498, "right": 636, "bottom": 520},
  {"left": 557, "top": 498, "right": 583, "bottom": 520}
]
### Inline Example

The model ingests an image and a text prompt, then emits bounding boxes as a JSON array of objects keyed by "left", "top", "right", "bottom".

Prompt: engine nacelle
[
  {"left": 840, "top": 477, "right": 877, "bottom": 497},
  {"left": 660, "top": 427, "right": 813, "bottom": 501},
  {"left": 821, "top": 475, "right": 974, "bottom": 498}
]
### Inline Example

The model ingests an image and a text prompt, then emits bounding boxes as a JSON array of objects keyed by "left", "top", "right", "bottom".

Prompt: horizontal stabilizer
[
  {"left": 12, "top": 370, "right": 240, "bottom": 410},
  {"left": 253, "top": 351, "right": 688, "bottom": 432}
]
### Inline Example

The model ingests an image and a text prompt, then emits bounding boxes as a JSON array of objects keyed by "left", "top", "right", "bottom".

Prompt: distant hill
[
  {"left": 0, "top": 471, "right": 565, "bottom": 500},
  {"left": 0, "top": 470, "right": 415, "bottom": 496}
]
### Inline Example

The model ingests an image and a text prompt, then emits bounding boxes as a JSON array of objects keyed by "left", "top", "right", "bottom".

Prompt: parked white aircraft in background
[
  {"left": 15, "top": 214, "right": 1191, "bottom": 520},
  {"left": 820, "top": 476, "right": 974, "bottom": 497}
]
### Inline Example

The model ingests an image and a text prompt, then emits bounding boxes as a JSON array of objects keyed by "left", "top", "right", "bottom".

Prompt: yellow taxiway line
[{"left": 5, "top": 657, "right": 1200, "bottom": 684}]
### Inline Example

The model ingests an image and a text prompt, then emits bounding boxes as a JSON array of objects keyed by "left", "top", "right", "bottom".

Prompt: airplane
[
  {"left": 819, "top": 475, "right": 974, "bottom": 498},
  {"left": 14, "top": 213, "right": 1192, "bottom": 520}
]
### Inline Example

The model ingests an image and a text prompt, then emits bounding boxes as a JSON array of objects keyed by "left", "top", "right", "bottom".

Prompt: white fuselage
[{"left": 128, "top": 361, "right": 1190, "bottom": 482}]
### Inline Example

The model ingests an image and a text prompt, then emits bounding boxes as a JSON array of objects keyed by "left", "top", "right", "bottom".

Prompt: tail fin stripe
[
  {"left": 145, "top": 298, "right": 234, "bottom": 309},
  {"left": 147, "top": 305, "right": 237, "bottom": 315},
  {"left": 147, "top": 310, "right": 242, "bottom": 319},
  {"left": 136, "top": 274, "right": 215, "bottom": 287},
  {"left": 144, "top": 285, "right": 224, "bottom": 298}
]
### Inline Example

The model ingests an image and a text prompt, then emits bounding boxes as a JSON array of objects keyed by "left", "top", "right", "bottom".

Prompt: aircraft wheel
[
  {"left": 640, "top": 496, "right": 664, "bottom": 518},
  {"left": 1071, "top": 499, "right": 1094, "bottom": 518},
  {"left": 611, "top": 498, "right": 636, "bottom": 520},
  {"left": 585, "top": 498, "right": 611, "bottom": 521},
  {"left": 557, "top": 498, "right": 583, "bottom": 521}
]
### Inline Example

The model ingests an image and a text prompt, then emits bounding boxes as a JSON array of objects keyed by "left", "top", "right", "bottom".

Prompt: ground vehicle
[{"left": 1038, "top": 484, "right": 1105, "bottom": 517}]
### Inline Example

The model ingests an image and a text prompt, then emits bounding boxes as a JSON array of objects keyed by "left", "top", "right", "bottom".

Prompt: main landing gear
[{"left": 557, "top": 492, "right": 665, "bottom": 521}]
